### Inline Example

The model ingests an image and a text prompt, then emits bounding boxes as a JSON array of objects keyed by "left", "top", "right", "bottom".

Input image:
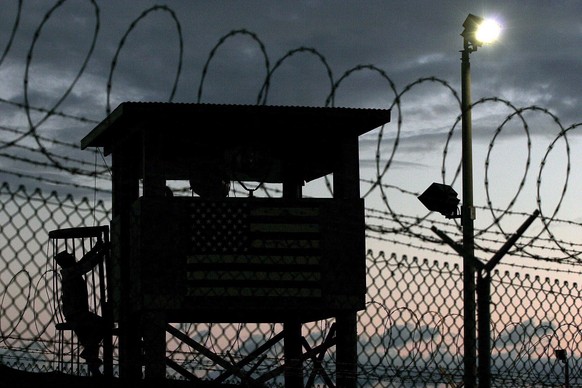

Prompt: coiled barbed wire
[{"left": 0, "top": 2, "right": 580, "bottom": 272}]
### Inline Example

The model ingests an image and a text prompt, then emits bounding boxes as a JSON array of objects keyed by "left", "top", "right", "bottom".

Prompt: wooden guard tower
[{"left": 81, "top": 102, "right": 390, "bottom": 387}]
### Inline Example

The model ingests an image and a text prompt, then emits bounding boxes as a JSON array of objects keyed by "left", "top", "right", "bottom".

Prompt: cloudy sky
[{"left": 1, "top": 1, "right": 581, "bottom": 269}]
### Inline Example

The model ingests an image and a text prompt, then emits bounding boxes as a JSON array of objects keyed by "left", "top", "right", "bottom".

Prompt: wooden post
[
  {"left": 142, "top": 311, "right": 167, "bottom": 381},
  {"left": 333, "top": 136, "right": 360, "bottom": 200},
  {"left": 336, "top": 312, "right": 357, "bottom": 387},
  {"left": 142, "top": 129, "right": 166, "bottom": 198},
  {"left": 284, "top": 320, "right": 303, "bottom": 388},
  {"left": 334, "top": 135, "right": 360, "bottom": 387},
  {"left": 111, "top": 146, "right": 141, "bottom": 380}
]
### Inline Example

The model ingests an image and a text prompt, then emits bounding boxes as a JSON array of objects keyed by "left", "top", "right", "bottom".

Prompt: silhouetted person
[
  {"left": 189, "top": 171, "right": 230, "bottom": 198},
  {"left": 55, "top": 241, "right": 108, "bottom": 376},
  {"left": 165, "top": 185, "right": 174, "bottom": 197}
]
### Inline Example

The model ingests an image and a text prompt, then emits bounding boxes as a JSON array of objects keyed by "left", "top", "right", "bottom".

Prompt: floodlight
[
  {"left": 462, "top": 14, "right": 501, "bottom": 49},
  {"left": 418, "top": 182, "right": 460, "bottom": 219},
  {"left": 475, "top": 19, "right": 501, "bottom": 44},
  {"left": 555, "top": 348, "right": 567, "bottom": 362}
]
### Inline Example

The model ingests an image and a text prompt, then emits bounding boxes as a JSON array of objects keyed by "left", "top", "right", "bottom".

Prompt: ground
[{"left": 0, "top": 364, "right": 244, "bottom": 388}]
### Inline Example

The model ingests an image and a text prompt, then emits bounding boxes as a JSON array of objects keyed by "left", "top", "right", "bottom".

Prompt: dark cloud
[{"left": 1, "top": 0, "right": 581, "bottom": 210}]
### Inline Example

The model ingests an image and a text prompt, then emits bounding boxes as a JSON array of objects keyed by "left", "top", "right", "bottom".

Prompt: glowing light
[{"left": 475, "top": 19, "right": 501, "bottom": 44}]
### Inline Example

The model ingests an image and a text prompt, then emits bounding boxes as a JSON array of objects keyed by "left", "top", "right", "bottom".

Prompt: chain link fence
[{"left": 0, "top": 181, "right": 580, "bottom": 387}]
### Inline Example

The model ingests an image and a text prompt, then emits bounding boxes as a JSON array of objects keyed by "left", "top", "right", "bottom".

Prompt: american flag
[{"left": 185, "top": 199, "right": 323, "bottom": 298}]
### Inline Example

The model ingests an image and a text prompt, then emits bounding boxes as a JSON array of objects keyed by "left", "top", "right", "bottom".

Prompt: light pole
[
  {"left": 419, "top": 14, "right": 501, "bottom": 387},
  {"left": 460, "top": 14, "right": 500, "bottom": 388},
  {"left": 556, "top": 349, "right": 570, "bottom": 388}
]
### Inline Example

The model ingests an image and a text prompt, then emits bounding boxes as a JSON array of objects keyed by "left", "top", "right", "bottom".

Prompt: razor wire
[{"left": 0, "top": 2, "right": 581, "bottom": 386}]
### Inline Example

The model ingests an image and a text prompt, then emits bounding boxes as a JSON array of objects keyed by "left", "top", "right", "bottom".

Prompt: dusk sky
[{"left": 1, "top": 1, "right": 581, "bottom": 271}]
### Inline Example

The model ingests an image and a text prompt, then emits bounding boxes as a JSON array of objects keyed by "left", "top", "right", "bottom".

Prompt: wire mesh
[{"left": 1, "top": 181, "right": 580, "bottom": 387}]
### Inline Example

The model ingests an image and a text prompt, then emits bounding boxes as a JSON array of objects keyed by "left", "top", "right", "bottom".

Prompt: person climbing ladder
[{"left": 54, "top": 240, "right": 109, "bottom": 376}]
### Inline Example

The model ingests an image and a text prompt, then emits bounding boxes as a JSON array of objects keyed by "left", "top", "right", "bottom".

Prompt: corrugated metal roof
[{"left": 81, "top": 102, "right": 391, "bottom": 152}]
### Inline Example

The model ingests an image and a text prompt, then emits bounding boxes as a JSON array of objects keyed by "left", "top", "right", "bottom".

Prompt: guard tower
[{"left": 81, "top": 102, "right": 390, "bottom": 387}]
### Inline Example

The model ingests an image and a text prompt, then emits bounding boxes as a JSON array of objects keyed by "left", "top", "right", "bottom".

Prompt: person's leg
[
  {"left": 75, "top": 312, "right": 106, "bottom": 376},
  {"left": 76, "top": 329, "right": 102, "bottom": 376},
  {"left": 87, "top": 359, "right": 103, "bottom": 376}
]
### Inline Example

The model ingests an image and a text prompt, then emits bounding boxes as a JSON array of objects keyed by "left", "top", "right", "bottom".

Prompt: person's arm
[{"left": 74, "top": 240, "right": 108, "bottom": 275}]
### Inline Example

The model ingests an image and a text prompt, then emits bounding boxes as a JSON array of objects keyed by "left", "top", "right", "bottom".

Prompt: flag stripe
[{"left": 186, "top": 287, "right": 322, "bottom": 298}]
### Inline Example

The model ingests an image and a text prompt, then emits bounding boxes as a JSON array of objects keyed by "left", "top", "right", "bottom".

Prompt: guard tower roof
[{"left": 81, "top": 102, "right": 391, "bottom": 183}]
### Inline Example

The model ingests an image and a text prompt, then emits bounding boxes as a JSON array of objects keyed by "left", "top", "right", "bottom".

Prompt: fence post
[
  {"left": 477, "top": 210, "right": 539, "bottom": 388},
  {"left": 477, "top": 272, "right": 491, "bottom": 387}
]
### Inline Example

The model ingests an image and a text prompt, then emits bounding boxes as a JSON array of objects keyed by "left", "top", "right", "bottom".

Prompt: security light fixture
[
  {"left": 418, "top": 182, "right": 460, "bottom": 219},
  {"left": 462, "top": 14, "right": 501, "bottom": 51},
  {"left": 556, "top": 348, "right": 567, "bottom": 362}
]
